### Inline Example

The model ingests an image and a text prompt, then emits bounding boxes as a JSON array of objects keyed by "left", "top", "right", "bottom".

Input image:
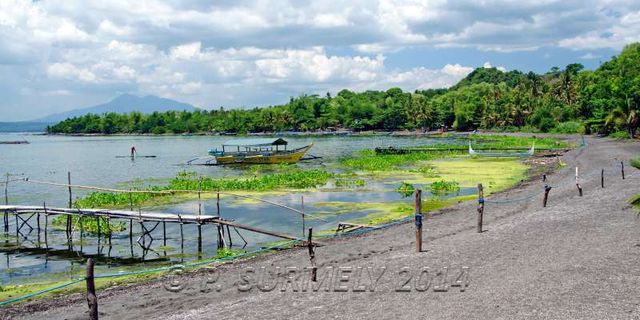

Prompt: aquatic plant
[
  {"left": 169, "top": 169, "right": 332, "bottom": 192},
  {"left": 630, "top": 157, "right": 640, "bottom": 170},
  {"left": 52, "top": 216, "right": 126, "bottom": 235},
  {"left": 71, "top": 169, "right": 333, "bottom": 209},
  {"left": 430, "top": 180, "right": 460, "bottom": 195},
  {"left": 340, "top": 149, "right": 456, "bottom": 171},
  {"left": 396, "top": 182, "right": 415, "bottom": 197},
  {"left": 215, "top": 248, "right": 245, "bottom": 259},
  {"left": 409, "top": 165, "right": 439, "bottom": 177},
  {"left": 334, "top": 178, "right": 366, "bottom": 188}
]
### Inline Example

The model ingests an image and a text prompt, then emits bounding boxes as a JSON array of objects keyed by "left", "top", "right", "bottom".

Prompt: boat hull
[{"left": 214, "top": 145, "right": 312, "bottom": 165}]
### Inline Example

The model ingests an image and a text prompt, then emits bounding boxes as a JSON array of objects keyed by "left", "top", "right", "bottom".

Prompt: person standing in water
[{"left": 130, "top": 146, "right": 137, "bottom": 158}]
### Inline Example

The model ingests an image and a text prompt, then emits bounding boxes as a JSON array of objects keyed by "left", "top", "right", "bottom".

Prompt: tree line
[{"left": 48, "top": 43, "right": 640, "bottom": 137}]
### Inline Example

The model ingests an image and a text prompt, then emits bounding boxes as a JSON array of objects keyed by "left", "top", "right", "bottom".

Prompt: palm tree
[{"left": 605, "top": 99, "right": 639, "bottom": 138}]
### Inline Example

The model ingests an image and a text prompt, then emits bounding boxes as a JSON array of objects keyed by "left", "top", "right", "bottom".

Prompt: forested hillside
[{"left": 48, "top": 43, "right": 640, "bottom": 137}]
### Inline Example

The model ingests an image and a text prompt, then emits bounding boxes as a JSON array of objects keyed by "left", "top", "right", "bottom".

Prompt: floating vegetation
[
  {"left": 430, "top": 180, "right": 460, "bottom": 195},
  {"left": 73, "top": 169, "right": 333, "bottom": 209},
  {"left": 215, "top": 248, "right": 245, "bottom": 259},
  {"left": 409, "top": 165, "right": 439, "bottom": 178},
  {"left": 630, "top": 157, "right": 640, "bottom": 170},
  {"left": 334, "top": 178, "right": 366, "bottom": 188},
  {"left": 396, "top": 182, "right": 415, "bottom": 197},
  {"left": 466, "top": 135, "right": 570, "bottom": 149},
  {"left": 340, "top": 149, "right": 456, "bottom": 171},
  {"left": 169, "top": 169, "right": 332, "bottom": 192},
  {"left": 52, "top": 216, "right": 126, "bottom": 235}
]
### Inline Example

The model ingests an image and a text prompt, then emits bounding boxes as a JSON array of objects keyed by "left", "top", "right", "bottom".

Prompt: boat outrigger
[
  {"left": 208, "top": 138, "right": 313, "bottom": 164},
  {"left": 468, "top": 141, "right": 535, "bottom": 157}
]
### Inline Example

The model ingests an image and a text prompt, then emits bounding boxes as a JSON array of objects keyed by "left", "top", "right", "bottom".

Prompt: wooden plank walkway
[
  {"left": 0, "top": 205, "right": 306, "bottom": 242},
  {"left": 0, "top": 205, "right": 218, "bottom": 224}
]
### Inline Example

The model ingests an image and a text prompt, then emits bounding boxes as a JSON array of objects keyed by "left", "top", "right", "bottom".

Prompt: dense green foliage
[{"left": 48, "top": 43, "right": 640, "bottom": 136}]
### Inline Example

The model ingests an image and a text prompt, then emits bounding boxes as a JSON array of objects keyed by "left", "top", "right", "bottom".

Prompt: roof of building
[{"left": 222, "top": 138, "right": 288, "bottom": 147}]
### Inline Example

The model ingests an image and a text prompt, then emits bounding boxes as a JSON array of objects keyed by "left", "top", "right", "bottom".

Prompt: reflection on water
[{"left": 0, "top": 133, "right": 463, "bottom": 285}]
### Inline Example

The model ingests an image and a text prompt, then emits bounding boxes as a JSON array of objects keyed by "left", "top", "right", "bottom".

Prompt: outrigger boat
[
  {"left": 468, "top": 141, "right": 535, "bottom": 157},
  {"left": 208, "top": 138, "right": 313, "bottom": 164}
]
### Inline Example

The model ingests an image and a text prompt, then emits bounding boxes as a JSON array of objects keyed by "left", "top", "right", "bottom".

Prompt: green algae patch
[
  {"left": 348, "top": 197, "right": 458, "bottom": 225},
  {"left": 312, "top": 195, "right": 475, "bottom": 226},
  {"left": 429, "top": 157, "right": 527, "bottom": 194}
]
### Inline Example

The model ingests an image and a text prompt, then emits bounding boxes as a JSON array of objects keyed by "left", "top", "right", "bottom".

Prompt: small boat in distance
[{"left": 208, "top": 138, "right": 313, "bottom": 164}]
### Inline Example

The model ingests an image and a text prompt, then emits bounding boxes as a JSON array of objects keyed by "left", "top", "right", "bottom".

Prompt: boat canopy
[{"left": 222, "top": 138, "right": 288, "bottom": 147}]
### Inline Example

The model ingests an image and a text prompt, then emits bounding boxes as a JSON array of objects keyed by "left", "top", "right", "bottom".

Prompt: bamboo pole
[
  {"left": 415, "top": 189, "right": 423, "bottom": 252},
  {"left": 575, "top": 167, "right": 583, "bottom": 196},
  {"left": 543, "top": 185, "right": 552, "bottom": 207},
  {"left": 308, "top": 228, "right": 317, "bottom": 282},
  {"left": 301, "top": 195, "right": 305, "bottom": 237},
  {"left": 86, "top": 258, "right": 98, "bottom": 320},
  {"left": 3, "top": 173, "right": 8, "bottom": 233},
  {"left": 66, "top": 172, "right": 72, "bottom": 240},
  {"left": 477, "top": 184, "right": 484, "bottom": 233},
  {"left": 43, "top": 202, "right": 48, "bottom": 247},
  {"left": 197, "top": 178, "right": 202, "bottom": 251}
]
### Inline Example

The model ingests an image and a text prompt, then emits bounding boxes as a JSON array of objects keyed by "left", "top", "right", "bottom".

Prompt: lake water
[{"left": 0, "top": 133, "right": 467, "bottom": 285}]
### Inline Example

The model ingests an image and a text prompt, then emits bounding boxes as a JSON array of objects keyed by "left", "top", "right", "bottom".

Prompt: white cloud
[
  {"left": 442, "top": 64, "right": 474, "bottom": 77},
  {"left": 47, "top": 62, "right": 97, "bottom": 83},
  {"left": 579, "top": 52, "right": 601, "bottom": 59},
  {"left": 97, "top": 20, "right": 131, "bottom": 36},
  {"left": 1, "top": 0, "right": 639, "bottom": 119},
  {"left": 483, "top": 62, "right": 507, "bottom": 71},
  {"left": 312, "top": 13, "right": 350, "bottom": 28}
]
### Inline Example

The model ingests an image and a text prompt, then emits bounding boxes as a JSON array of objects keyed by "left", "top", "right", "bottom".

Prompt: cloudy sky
[{"left": 1, "top": 0, "right": 639, "bottom": 121}]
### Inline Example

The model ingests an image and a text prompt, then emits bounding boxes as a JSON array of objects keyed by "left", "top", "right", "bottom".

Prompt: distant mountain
[{"left": 35, "top": 94, "right": 198, "bottom": 122}]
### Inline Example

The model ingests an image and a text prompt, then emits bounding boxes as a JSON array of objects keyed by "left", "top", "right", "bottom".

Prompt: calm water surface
[{"left": 0, "top": 133, "right": 465, "bottom": 284}]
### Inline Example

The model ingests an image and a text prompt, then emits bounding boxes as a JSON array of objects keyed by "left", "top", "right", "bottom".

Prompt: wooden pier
[{"left": 1, "top": 204, "right": 304, "bottom": 254}]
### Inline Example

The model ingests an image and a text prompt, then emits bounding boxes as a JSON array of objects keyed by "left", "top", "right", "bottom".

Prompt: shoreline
[
  {"left": 0, "top": 135, "right": 568, "bottom": 315},
  {"left": 5, "top": 135, "right": 637, "bottom": 319}
]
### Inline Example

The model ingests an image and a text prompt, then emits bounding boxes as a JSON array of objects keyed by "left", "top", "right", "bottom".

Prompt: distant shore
[{"left": 42, "top": 130, "right": 472, "bottom": 137}]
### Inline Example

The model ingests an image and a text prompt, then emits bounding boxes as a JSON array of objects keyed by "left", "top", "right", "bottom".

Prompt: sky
[{"left": 1, "top": 0, "right": 639, "bottom": 121}]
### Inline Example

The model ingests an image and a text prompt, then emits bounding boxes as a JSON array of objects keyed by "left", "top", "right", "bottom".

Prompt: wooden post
[
  {"left": 67, "top": 172, "right": 72, "bottom": 239},
  {"left": 163, "top": 221, "right": 167, "bottom": 246},
  {"left": 197, "top": 178, "right": 202, "bottom": 251},
  {"left": 67, "top": 172, "right": 73, "bottom": 208},
  {"left": 414, "top": 189, "right": 423, "bottom": 253},
  {"left": 601, "top": 169, "right": 604, "bottom": 188},
  {"left": 575, "top": 167, "right": 583, "bottom": 197},
  {"left": 308, "top": 228, "right": 317, "bottom": 282},
  {"left": 86, "top": 258, "right": 98, "bottom": 320},
  {"left": 621, "top": 161, "right": 625, "bottom": 180},
  {"left": 107, "top": 218, "right": 112, "bottom": 247},
  {"left": 477, "top": 184, "right": 484, "bottom": 233},
  {"left": 3, "top": 174, "right": 7, "bottom": 232},
  {"left": 216, "top": 191, "right": 220, "bottom": 217},
  {"left": 129, "top": 190, "right": 133, "bottom": 211},
  {"left": 301, "top": 195, "right": 305, "bottom": 237},
  {"left": 43, "top": 202, "right": 49, "bottom": 247},
  {"left": 543, "top": 185, "right": 552, "bottom": 207}
]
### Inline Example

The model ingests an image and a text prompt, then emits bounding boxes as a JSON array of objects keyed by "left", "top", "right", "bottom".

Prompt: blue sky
[{"left": 0, "top": 0, "right": 638, "bottom": 121}]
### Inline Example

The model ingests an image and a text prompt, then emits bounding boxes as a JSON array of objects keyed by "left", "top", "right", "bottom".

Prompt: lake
[{"left": 0, "top": 133, "right": 467, "bottom": 285}]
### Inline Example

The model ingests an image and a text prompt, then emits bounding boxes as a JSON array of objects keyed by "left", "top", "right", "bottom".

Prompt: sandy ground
[{"left": 3, "top": 135, "right": 640, "bottom": 320}]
